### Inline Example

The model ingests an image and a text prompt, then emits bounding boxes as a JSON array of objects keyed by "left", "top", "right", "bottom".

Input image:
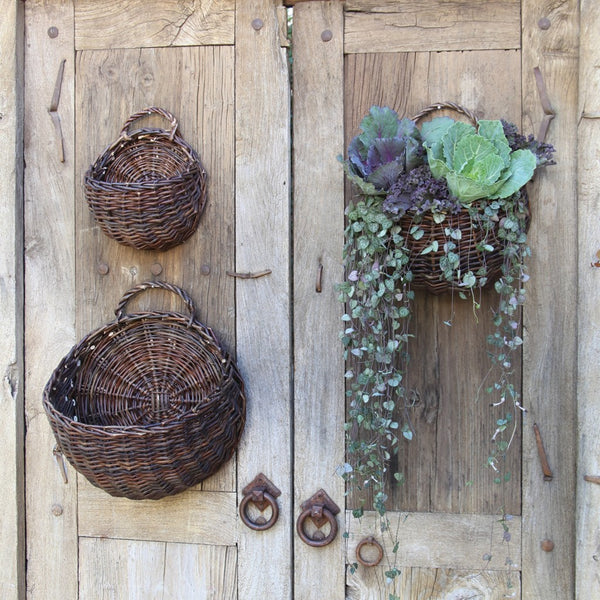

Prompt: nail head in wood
[
  {"left": 538, "top": 17, "right": 551, "bottom": 30},
  {"left": 97, "top": 263, "right": 109, "bottom": 276},
  {"left": 252, "top": 18, "right": 264, "bottom": 31},
  {"left": 48, "top": 26, "right": 59, "bottom": 38},
  {"left": 541, "top": 539, "right": 555, "bottom": 552},
  {"left": 321, "top": 29, "right": 333, "bottom": 42},
  {"left": 150, "top": 262, "right": 163, "bottom": 276}
]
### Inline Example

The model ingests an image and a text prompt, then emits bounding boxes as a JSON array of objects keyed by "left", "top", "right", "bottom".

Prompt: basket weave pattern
[
  {"left": 84, "top": 107, "right": 207, "bottom": 251},
  {"left": 43, "top": 281, "right": 245, "bottom": 500}
]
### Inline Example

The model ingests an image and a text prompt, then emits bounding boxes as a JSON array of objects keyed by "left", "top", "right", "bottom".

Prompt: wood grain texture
[
  {"left": 577, "top": 0, "right": 600, "bottom": 596},
  {"left": 0, "top": 2, "right": 24, "bottom": 599},
  {"left": 79, "top": 538, "right": 237, "bottom": 600},
  {"left": 75, "top": 45, "right": 237, "bottom": 493},
  {"left": 347, "top": 566, "right": 521, "bottom": 600},
  {"left": 521, "top": 1, "right": 578, "bottom": 598},
  {"left": 344, "top": 50, "right": 522, "bottom": 519},
  {"left": 75, "top": 0, "right": 234, "bottom": 50},
  {"left": 235, "top": 2, "right": 293, "bottom": 598},
  {"left": 292, "top": 2, "right": 345, "bottom": 598},
  {"left": 24, "top": 2, "right": 78, "bottom": 599},
  {"left": 344, "top": 0, "right": 521, "bottom": 54},
  {"left": 78, "top": 483, "right": 238, "bottom": 545},
  {"left": 345, "top": 510, "right": 521, "bottom": 571}
]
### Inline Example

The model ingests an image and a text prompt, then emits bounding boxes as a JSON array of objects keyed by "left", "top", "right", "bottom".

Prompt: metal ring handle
[
  {"left": 120, "top": 107, "right": 179, "bottom": 140},
  {"left": 410, "top": 102, "right": 478, "bottom": 126},
  {"left": 239, "top": 491, "right": 279, "bottom": 531},
  {"left": 115, "top": 281, "right": 196, "bottom": 324},
  {"left": 296, "top": 507, "right": 338, "bottom": 547},
  {"left": 356, "top": 536, "right": 384, "bottom": 567}
]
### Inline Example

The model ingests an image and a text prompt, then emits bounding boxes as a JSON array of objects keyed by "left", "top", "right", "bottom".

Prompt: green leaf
[{"left": 490, "top": 149, "right": 537, "bottom": 199}]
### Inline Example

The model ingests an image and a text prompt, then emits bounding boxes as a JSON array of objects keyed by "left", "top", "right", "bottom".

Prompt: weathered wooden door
[{"left": 22, "top": 1, "right": 577, "bottom": 599}]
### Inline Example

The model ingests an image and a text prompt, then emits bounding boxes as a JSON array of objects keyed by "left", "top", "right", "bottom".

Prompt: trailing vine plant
[{"left": 338, "top": 106, "right": 555, "bottom": 584}]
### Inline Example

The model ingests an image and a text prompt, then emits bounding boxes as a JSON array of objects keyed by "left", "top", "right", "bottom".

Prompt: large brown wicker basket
[
  {"left": 84, "top": 107, "right": 207, "bottom": 251},
  {"left": 404, "top": 102, "right": 510, "bottom": 295},
  {"left": 43, "top": 281, "right": 245, "bottom": 500}
]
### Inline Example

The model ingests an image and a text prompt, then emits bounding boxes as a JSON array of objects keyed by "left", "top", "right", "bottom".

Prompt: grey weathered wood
[
  {"left": 292, "top": 2, "right": 345, "bottom": 598},
  {"left": 344, "top": 0, "right": 521, "bottom": 54},
  {"left": 0, "top": 2, "right": 24, "bottom": 599},
  {"left": 75, "top": 0, "right": 235, "bottom": 50},
  {"left": 235, "top": 1, "right": 293, "bottom": 598},
  {"left": 24, "top": 2, "right": 78, "bottom": 599},
  {"left": 577, "top": 1, "right": 600, "bottom": 596},
  {"left": 521, "top": 1, "right": 578, "bottom": 598}
]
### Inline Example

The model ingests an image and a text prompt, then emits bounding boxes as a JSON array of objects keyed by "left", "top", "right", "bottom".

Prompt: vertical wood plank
[
  {"left": 577, "top": 0, "right": 600, "bottom": 595},
  {"left": 24, "top": 2, "right": 78, "bottom": 599},
  {"left": 235, "top": 1, "right": 292, "bottom": 598},
  {"left": 521, "top": 1, "right": 579, "bottom": 598},
  {"left": 0, "top": 2, "right": 25, "bottom": 599},
  {"left": 292, "top": 2, "right": 345, "bottom": 598}
]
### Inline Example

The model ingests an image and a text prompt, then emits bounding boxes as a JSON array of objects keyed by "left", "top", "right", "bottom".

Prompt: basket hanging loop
[
  {"left": 410, "top": 101, "right": 479, "bottom": 126},
  {"left": 115, "top": 280, "right": 196, "bottom": 326},
  {"left": 119, "top": 106, "right": 179, "bottom": 141}
]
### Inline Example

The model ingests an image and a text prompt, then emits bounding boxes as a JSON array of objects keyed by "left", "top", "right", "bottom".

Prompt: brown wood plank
[
  {"left": 292, "top": 2, "right": 345, "bottom": 598},
  {"left": 347, "top": 566, "right": 521, "bottom": 599},
  {"left": 344, "top": 49, "right": 522, "bottom": 518},
  {"left": 235, "top": 1, "right": 293, "bottom": 598},
  {"left": 75, "top": 44, "right": 237, "bottom": 494},
  {"left": 345, "top": 510, "right": 521, "bottom": 571},
  {"left": 24, "top": 2, "right": 78, "bottom": 599},
  {"left": 0, "top": 2, "right": 24, "bottom": 599},
  {"left": 75, "top": 0, "right": 234, "bottom": 50},
  {"left": 521, "top": 1, "right": 578, "bottom": 598},
  {"left": 344, "top": 0, "right": 521, "bottom": 54},
  {"left": 577, "top": 2, "right": 600, "bottom": 595},
  {"left": 78, "top": 483, "right": 237, "bottom": 545}
]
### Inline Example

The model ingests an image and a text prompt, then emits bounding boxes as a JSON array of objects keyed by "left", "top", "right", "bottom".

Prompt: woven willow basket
[
  {"left": 84, "top": 107, "right": 207, "bottom": 251},
  {"left": 43, "top": 281, "right": 245, "bottom": 500},
  {"left": 404, "top": 102, "right": 510, "bottom": 295}
]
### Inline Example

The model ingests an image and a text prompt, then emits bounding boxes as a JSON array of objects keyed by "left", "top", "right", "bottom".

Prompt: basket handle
[
  {"left": 410, "top": 102, "right": 478, "bottom": 126},
  {"left": 115, "top": 281, "right": 196, "bottom": 325},
  {"left": 119, "top": 107, "right": 179, "bottom": 141}
]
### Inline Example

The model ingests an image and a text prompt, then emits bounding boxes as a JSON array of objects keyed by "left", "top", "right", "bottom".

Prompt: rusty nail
[
  {"left": 48, "top": 26, "right": 59, "bottom": 38},
  {"left": 150, "top": 262, "right": 163, "bottom": 276},
  {"left": 316, "top": 263, "right": 323, "bottom": 293},
  {"left": 252, "top": 18, "right": 264, "bottom": 31},
  {"left": 321, "top": 29, "right": 333, "bottom": 42},
  {"left": 51, "top": 504, "right": 63, "bottom": 517},
  {"left": 97, "top": 263, "right": 109, "bottom": 276},
  {"left": 584, "top": 475, "right": 600, "bottom": 485},
  {"left": 201, "top": 264, "right": 211, "bottom": 276},
  {"left": 226, "top": 269, "right": 272, "bottom": 279},
  {"left": 541, "top": 539, "right": 555, "bottom": 552},
  {"left": 533, "top": 423, "right": 554, "bottom": 481},
  {"left": 538, "top": 17, "right": 551, "bottom": 30}
]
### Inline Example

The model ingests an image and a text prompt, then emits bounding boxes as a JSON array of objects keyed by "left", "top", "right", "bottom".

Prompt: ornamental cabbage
[
  {"left": 346, "top": 106, "right": 424, "bottom": 192},
  {"left": 421, "top": 118, "right": 537, "bottom": 205}
]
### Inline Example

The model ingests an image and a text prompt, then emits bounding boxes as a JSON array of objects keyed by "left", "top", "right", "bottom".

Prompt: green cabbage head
[{"left": 421, "top": 118, "right": 537, "bottom": 205}]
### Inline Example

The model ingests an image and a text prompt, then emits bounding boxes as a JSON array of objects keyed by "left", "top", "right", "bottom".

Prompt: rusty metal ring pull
[
  {"left": 296, "top": 489, "right": 341, "bottom": 548},
  {"left": 356, "top": 536, "right": 384, "bottom": 567},
  {"left": 239, "top": 473, "right": 281, "bottom": 531}
]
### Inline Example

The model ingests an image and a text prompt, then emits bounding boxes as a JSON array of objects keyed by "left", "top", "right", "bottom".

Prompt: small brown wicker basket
[
  {"left": 43, "top": 281, "right": 245, "bottom": 500},
  {"left": 404, "top": 102, "right": 511, "bottom": 295},
  {"left": 84, "top": 107, "right": 207, "bottom": 251}
]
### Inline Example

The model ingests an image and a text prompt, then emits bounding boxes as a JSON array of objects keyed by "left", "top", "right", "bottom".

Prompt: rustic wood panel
[
  {"left": 292, "top": 2, "right": 345, "bottom": 598},
  {"left": 521, "top": 1, "right": 578, "bottom": 598},
  {"left": 235, "top": 2, "right": 293, "bottom": 598},
  {"left": 0, "top": 2, "right": 24, "bottom": 599},
  {"left": 344, "top": 0, "right": 521, "bottom": 54},
  {"left": 345, "top": 510, "right": 521, "bottom": 571},
  {"left": 79, "top": 538, "right": 237, "bottom": 600},
  {"left": 577, "top": 2, "right": 600, "bottom": 594},
  {"left": 75, "top": 44, "right": 236, "bottom": 493},
  {"left": 347, "top": 566, "right": 521, "bottom": 600},
  {"left": 344, "top": 49, "right": 522, "bottom": 518},
  {"left": 24, "top": 2, "right": 78, "bottom": 599},
  {"left": 78, "top": 483, "right": 237, "bottom": 545},
  {"left": 75, "top": 0, "right": 234, "bottom": 50}
]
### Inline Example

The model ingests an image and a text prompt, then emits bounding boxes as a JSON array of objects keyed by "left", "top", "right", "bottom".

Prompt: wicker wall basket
[
  {"left": 84, "top": 107, "right": 207, "bottom": 251},
  {"left": 43, "top": 281, "right": 245, "bottom": 500},
  {"left": 405, "top": 102, "right": 511, "bottom": 295}
]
